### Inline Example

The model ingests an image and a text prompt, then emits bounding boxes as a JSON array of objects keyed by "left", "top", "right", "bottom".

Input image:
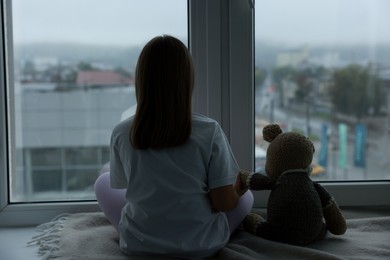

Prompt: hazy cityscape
[
  {"left": 13, "top": 40, "right": 390, "bottom": 200},
  {"left": 254, "top": 42, "right": 390, "bottom": 182},
  {"left": 8, "top": 0, "right": 390, "bottom": 202}
]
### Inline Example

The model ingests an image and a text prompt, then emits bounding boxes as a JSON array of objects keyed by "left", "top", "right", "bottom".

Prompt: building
[
  {"left": 76, "top": 70, "right": 133, "bottom": 87},
  {"left": 276, "top": 46, "right": 310, "bottom": 68},
  {"left": 13, "top": 84, "right": 136, "bottom": 201}
]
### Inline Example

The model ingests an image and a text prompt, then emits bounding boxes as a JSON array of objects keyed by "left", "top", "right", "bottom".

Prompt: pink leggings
[{"left": 94, "top": 172, "right": 254, "bottom": 235}]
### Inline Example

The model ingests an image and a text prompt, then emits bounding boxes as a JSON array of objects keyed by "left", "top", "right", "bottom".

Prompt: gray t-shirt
[{"left": 110, "top": 113, "right": 239, "bottom": 258}]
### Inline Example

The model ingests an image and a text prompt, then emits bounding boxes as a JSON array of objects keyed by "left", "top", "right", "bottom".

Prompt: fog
[{"left": 11, "top": 0, "right": 390, "bottom": 46}]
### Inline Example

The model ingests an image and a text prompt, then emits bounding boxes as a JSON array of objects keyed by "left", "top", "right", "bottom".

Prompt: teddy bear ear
[{"left": 263, "top": 124, "right": 282, "bottom": 143}]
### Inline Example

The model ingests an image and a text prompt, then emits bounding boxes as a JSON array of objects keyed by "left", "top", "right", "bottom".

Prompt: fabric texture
[
  {"left": 109, "top": 113, "right": 240, "bottom": 257},
  {"left": 250, "top": 171, "right": 327, "bottom": 245},
  {"left": 95, "top": 171, "right": 254, "bottom": 235},
  {"left": 94, "top": 172, "right": 126, "bottom": 230},
  {"left": 28, "top": 212, "right": 390, "bottom": 260}
]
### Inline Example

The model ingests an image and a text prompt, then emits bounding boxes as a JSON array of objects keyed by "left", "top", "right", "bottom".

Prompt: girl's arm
[{"left": 209, "top": 175, "right": 247, "bottom": 212}]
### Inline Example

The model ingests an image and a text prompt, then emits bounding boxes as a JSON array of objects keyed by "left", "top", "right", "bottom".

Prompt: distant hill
[
  {"left": 14, "top": 41, "right": 390, "bottom": 71},
  {"left": 255, "top": 41, "right": 390, "bottom": 69}
]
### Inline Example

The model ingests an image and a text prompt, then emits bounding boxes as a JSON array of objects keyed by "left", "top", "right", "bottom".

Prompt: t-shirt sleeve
[
  {"left": 110, "top": 131, "right": 127, "bottom": 189},
  {"left": 207, "top": 125, "right": 240, "bottom": 190}
]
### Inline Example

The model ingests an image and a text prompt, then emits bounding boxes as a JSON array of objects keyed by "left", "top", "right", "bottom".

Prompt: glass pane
[
  {"left": 32, "top": 170, "right": 62, "bottom": 192},
  {"left": 65, "top": 147, "right": 99, "bottom": 166},
  {"left": 10, "top": 0, "right": 188, "bottom": 202},
  {"left": 254, "top": 0, "right": 390, "bottom": 181},
  {"left": 101, "top": 147, "right": 110, "bottom": 164},
  {"left": 66, "top": 169, "right": 100, "bottom": 191},
  {"left": 30, "top": 148, "right": 61, "bottom": 166}
]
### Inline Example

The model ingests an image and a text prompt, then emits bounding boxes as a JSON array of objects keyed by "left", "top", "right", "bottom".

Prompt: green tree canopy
[
  {"left": 77, "top": 61, "right": 95, "bottom": 71},
  {"left": 329, "top": 65, "right": 383, "bottom": 120},
  {"left": 272, "top": 66, "right": 295, "bottom": 84}
]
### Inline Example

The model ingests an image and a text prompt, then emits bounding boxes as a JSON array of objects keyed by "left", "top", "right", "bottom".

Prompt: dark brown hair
[{"left": 131, "top": 35, "right": 194, "bottom": 149}]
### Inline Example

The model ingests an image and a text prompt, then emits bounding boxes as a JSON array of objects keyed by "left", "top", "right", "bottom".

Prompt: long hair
[{"left": 131, "top": 35, "right": 194, "bottom": 149}]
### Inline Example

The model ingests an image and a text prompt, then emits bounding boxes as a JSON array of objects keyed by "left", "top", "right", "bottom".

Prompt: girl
[{"left": 94, "top": 35, "right": 253, "bottom": 258}]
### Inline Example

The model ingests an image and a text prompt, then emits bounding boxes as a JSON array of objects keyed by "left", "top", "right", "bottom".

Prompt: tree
[
  {"left": 329, "top": 65, "right": 384, "bottom": 121},
  {"left": 292, "top": 70, "right": 312, "bottom": 102},
  {"left": 272, "top": 66, "right": 294, "bottom": 84},
  {"left": 77, "top": 61, "right": 95, "bottom": 71},
  {"left": 272, "top": 66, "right": 296, "bottom": 107}
]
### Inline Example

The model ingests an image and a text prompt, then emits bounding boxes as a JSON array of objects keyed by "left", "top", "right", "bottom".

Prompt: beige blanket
[{"left": 29, "top": 212, "right": 390, "bottom": 260}]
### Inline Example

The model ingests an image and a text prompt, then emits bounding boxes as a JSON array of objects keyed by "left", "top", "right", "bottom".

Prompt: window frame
[{"left": 1, "top": 0, "right": 390, "bottom": 227}]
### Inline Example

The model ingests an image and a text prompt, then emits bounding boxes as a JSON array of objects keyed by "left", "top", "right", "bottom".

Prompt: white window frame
[{"left": 1, "top": 0, "right": 389, "bottom": 227}]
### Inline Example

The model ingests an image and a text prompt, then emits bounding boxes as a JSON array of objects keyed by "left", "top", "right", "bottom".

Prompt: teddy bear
[{"left": 240, "top": 124, "right": 347, "bottom": 245}]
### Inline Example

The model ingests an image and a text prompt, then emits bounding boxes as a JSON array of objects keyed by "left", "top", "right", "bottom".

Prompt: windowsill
[
  {"left": 0, "top": 226, "right": 41, "bottom": 260},
  {"left": 2, "top": 181, "right": 390, "bottom": 227},
  {"left": 1, "top": 206, "right": 389, "bottom": 260},
  {"left": 0, "top": 201, "right": 100, "bottom": 227}
]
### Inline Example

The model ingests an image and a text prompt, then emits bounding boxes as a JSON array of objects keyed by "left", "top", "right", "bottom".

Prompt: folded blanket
[{"left": 28, "top": 212, "right": 390, "bottom": 260}]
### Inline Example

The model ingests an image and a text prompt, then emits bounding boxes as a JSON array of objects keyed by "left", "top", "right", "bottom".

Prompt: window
[
  {"left": 4, "top": 0, "right": 187, "bottom": 203},
  {"left": 254, "top": 0, "right": 390, "bottom": 181},
  {"left": 1, "top": 0, "right": 389, "bottom": 227}
]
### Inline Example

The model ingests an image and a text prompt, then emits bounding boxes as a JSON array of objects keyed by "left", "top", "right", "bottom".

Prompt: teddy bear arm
[
  {"left": 249, "top": 173, "right": 276, "bottom": 190},
  {"left": 240, "top": 170, "right": 275, "bottom": 190},
  {"left": 314, "top": 182, "right": 347, "bottom": 235},
  {"left": 313, "top": 182, "right": 332, "bottom": 207},
  {"left": 322, "top": 199, "right": 347, "bottom": 235}
]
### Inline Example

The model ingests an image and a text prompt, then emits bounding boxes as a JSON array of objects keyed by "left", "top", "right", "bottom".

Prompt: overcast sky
[
  {"left": 255, "top": 0, "right": 390, "bottom": 45},
  {"left": 12, "top": 0, "right": 188, "bottom": 46},
  {"left": 12, "top": 0, "right": 390, "bottom": 46}
]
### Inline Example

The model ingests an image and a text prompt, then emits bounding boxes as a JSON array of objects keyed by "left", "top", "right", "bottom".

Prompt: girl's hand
[{"left": 234, "top": 173, "right": 248, "bottom": 196}]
